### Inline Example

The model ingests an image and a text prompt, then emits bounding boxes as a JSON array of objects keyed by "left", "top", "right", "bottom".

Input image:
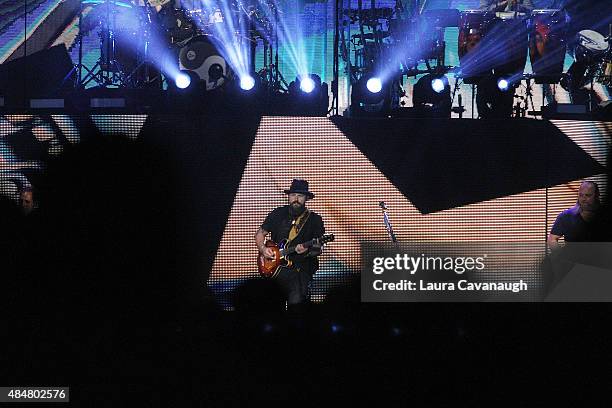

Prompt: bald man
[{"left": 547, "top": 181, "right": 601, "bottom": 248}]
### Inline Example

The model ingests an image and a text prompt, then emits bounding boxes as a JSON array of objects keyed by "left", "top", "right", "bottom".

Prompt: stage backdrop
[
  {"left": 1, "top": 1, "right": 611, "bottom": 116},
  {"left": 0, "top": 115, "right": 609, "bottom": 307}
]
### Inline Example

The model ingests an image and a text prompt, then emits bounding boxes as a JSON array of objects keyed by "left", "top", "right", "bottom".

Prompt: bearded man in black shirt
[
  {"left": 255, "top": 179, "right": 325, "bottom": 310},
  {"left": 547, "top": 181, "right": 602, "bottom": 248}
]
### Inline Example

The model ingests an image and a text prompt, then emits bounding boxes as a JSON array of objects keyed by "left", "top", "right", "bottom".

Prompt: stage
[
  {"left": 1, "top": 114, "right": 608, "bottom": 307},
  {"left": 4, "top": 1, "right": 612, "bottom": 401}
]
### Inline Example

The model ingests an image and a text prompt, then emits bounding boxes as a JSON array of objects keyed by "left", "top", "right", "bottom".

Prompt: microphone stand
[{"left": 379, "top": 202, "right": 398, "bottom": 243}]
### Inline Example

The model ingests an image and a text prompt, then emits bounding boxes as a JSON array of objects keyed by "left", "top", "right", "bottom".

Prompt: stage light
[
  {"left": 477, "top": 76, "right": 515, "bottom": 119},
  {"left": 170, "top": 70, "right": 200, "bottom": 97},
  {"left": 175, "top": 72, "right": 192, "bottom": 89},
  {"left": 497, "top": 78, "right": 510, "bottom": 92},
  {"left": 287, "top": 74, "right": 329, "bottom": 115},
  {"left": 330, "top": 323, "right": 343, "bottom": 333},
  {"left": 350, "top": 73, "right": 389, "bottom": 116},
  {"left": 366, "top": 77, "right": 383, "bottom": 94},
  {"left": 240, "top": 75, "right": 255, "bottom": 91},
  {"left": 413, "top": 74, "right": 451, "bottom": 118},
  {"left": 431, "top": 78, "right": 446, "bottom": 93},
  {"left": 299, "top": 76, "right": 316, "bottom": 94},
  {"left": 221, "top": 74, "right": 263, "bottom": 114}
]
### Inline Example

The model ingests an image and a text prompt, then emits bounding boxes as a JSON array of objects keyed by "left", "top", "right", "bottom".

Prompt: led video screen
[{"left": 0, "top": 115, "right": 609, "bottom": 306}]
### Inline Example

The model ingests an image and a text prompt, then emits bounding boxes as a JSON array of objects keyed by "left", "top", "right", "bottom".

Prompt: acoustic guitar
[{"left": 257, "top": 234, "right": 335, "bottom": 278}]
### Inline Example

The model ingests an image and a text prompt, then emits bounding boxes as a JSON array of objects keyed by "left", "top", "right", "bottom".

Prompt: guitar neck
[{"left": 281, "top": 238, "right": 317, "bottom": 257}]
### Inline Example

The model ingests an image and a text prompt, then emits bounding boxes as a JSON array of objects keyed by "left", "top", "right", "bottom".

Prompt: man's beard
[
  {"left": 580, "top": 201, "right": 597, "bottom": 212},
  {"left": 289, "top": 202, "right": 306, "bottom": 216}
]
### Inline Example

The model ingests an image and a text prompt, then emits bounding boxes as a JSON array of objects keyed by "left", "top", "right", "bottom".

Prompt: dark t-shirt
[
  {"left": 550, "top": 206, "right": 599, "bottom": 242},
  {"left": 261, "top": 205, "right": 325, "bottom": 275}
]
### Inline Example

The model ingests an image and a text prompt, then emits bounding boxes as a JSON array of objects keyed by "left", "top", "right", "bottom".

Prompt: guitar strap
[{"left": 287, "top": 209, "right": 311, "bottom": 245}]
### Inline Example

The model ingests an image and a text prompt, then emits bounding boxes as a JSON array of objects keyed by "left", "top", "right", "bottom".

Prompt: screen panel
[
  {"left": 1, "top": 114, "right": 609, "bottom": 307},
  {"left": 208, "top": 116, "right": 609, "bottom": 307}
]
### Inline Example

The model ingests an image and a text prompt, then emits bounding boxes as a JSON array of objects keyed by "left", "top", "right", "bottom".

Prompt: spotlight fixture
[
  {"left": 287, "top": 74, "right": 329, "bottom": 116},
  {"left": 431, "top": 77, "right": 446, "bottom": 94},
  {"left": 476, "top": 76, "right": 515, "bottom": 119},
  {"left": 351, "top": 73, "right": 387, "bottom": 111},
  {"left": 240, "top": 75, "right": 255, "bottom": 91},
  {"left": 299, "top": 76, "right": 316, "bottom": 93},
  {"left": 220, "top": 73, "right": 264, "bottom": 114},
  {"left": 366, "top": 77, "right": 383, "bottom": 94},
  {"left": 497, "top": 78, "right": 510, "bottom": 92},
  {"left": 413, "top": 74, "right": 451, "bottom": 118},
  {"left": 166, "top": 69, "right": 204, "bottom": 111},
  {"left": 175, "top": 72, "right": 191, "bottom": 89},
  {"left": 173, "top": 70, "right": 200, "bottom": 92}
]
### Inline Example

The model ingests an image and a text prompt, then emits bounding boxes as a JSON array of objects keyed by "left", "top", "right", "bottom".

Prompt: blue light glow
[
  {"left": 240, "top": 75, "right": 255, "bottom": 91},
  {"left": 497, "top": 78, "right": 509, "bottom": 91},
  {"left": 192, "top": 2, "right": 251, "bottom": 83},
  {"left": 300, "top": 77, "right": 316, "bottom": 93},
  {"left": 431, "top": 78, "right": 445, "bottom": 93},
  {"left": 366, "top": 77, "right": 383, "bottom": 93},
  {"left": 176, "top": 73, "right": 191, "bottom": 89}
]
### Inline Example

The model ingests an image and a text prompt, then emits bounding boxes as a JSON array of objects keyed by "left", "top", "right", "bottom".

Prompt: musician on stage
[
  {"left": 255, "top": 179, "right": 325, "bottom": 312},
  {"left": 547, "top": 181, "right": 603, "bottom": 248},
  {"left": 479, "top": 0, "right": 534, "bottom": 13}
]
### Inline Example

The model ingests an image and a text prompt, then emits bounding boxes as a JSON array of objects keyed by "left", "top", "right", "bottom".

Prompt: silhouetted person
[
  {"left": 19, "top": 185, "right": 36, "bottom": 216},
  {"left": 8, "top": 133, "right": 181, "bottom": 403}
]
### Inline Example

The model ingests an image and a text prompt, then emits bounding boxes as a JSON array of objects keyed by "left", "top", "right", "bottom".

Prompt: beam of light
[
  {"left": 431, "top": 78, "right": 446, "bottom": 93},
  {"left": 240, "top": 75, "right": 256, "bottom": 91},
  {"left": 563, "top": 8, "right": 612, "bottom": 37},
  {"left": 255, "top": 1, "right": 311, "bottom": 80},
  {"left": 91, "top": 5, "right": 183, "bottom": 84},
  {"left": 192, "top": 1, "right": 252, "bottom": 81},
  {"left": 366, "top": 77, "right": 383, "bottom": 94},
  {"left": 175, "top": 72, "right": 191, "bottom": 89},
  {"left": 493, "top": 71, "right": 523, "bottom": 93},
  {"left": 456, "top": 19, "right": 530, "bottom": 81},
  {"left": 376, "top": 17, "right": 438, "bottom": 82},
  {"left": 299, "top": 76, "right": 315, "bottom": 93}
]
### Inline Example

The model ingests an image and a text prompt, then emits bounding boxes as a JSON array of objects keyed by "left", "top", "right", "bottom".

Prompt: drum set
[
  {"left": 343, "top": 0, "right": 611, "bottom": 116},
  {"left": 75, "top": 0, "right": 271, "bottom": 90},
  {"left": 72, "top": 0, "right": 611, "bottom": 115},
  {"left": 457, "top": 8, "right": 611, "bottom": 115},
  {"left": 563, "top": 29, "right": 612, "bottom": 89},
  {"left": 455, "top": 8, "right": 572, "bottom": 84},
  {"left": 76, "top": 0, "right": 159, "bottom": 88}
]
